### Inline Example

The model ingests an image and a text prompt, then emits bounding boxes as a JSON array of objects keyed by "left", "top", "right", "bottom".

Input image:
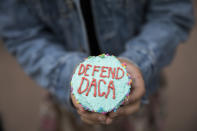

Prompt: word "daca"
[{"left": 77, "top": 64, "right": 125, "bottom": 99}]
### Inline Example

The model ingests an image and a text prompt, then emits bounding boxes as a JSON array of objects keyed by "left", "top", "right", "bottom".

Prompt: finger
[
  {"left": 125, "top": 71, "right": 145, "bottom": 105},
  {"left": 70, "top": 94, "right": 84, "bottom": 111},
  {"left": 127, "top": 82, "right": 145, "bottom": 104},
  {"left": 124, "top": 83, "right": 145, "bottom": 105},
  {"left": 118, "top": 58, "right": 145, "bottom": 105},
  {"left": 81, "top": 116, "right": 100, "bottom": 125},
  {"left": 109, "top": 101, "right": 140, "bottom": 119},
  {"left": 109, "top": 101, "right": 140, "bottom": 118},
  {"left": 78, "top": 110, "right": 106, "bottom": 123},
  {"left": 81, "top": 116, "right": 107, "bottom": 125}
]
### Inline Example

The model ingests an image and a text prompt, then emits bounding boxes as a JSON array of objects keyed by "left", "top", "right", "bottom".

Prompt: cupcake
[{"left": 71, "top": 54, "right": 132, "bottom": 113}]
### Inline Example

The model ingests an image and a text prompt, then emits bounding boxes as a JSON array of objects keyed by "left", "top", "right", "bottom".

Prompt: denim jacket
[{"left": 0, "top": 0, "right": 194, "bottom": 113}]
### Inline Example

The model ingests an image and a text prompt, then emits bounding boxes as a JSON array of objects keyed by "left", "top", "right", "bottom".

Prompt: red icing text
[{"left": 77, "top": 64, "right": 125, "bottom": 99}]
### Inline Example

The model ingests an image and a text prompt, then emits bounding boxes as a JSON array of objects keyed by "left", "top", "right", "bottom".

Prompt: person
[{"left": 0, "top": 0, "right": 194, "bottom": 131}]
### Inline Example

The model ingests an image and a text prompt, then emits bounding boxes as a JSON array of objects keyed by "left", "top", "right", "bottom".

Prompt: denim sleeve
[
  {"left": 0, "top": 0, "right": 87, "bottom": 113},
  {"left": 120, "top": 0, "right": 195, "bottom": 92}
]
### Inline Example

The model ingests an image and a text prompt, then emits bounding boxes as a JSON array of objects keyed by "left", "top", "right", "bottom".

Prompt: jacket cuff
[
  {"left": 119, "top": 46, "right": 155, "bottom": 88},
  {"left": 53, "top": 52, "right": 88, "bottom": 115}
]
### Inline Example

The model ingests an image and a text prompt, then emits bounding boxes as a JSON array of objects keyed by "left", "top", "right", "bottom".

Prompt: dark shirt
[{"left": 80, "top": 0, "right": 101, "bottom": 56}]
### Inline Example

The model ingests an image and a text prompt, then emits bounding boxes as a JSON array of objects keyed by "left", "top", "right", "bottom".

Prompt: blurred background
[{"left": 0, "top": 2, "right": 197, "bottom": 131}]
